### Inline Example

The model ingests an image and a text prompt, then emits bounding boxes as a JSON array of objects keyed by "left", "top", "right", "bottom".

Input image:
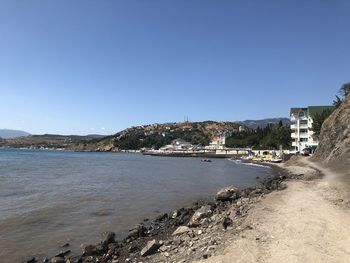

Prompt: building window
[
  {"left": 298, "top": 111, "right": 305, "bottom": 118},
  {"left": 300, "top": 138, "right": 308, "bottom": 142}
]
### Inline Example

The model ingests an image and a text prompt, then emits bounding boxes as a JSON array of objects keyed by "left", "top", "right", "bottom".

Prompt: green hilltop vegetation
[
  {"left": 225, "top": 121, "right": 291, "bottom": 149},
  {"left": 71, "top": 121, "right": 245, "bottom": 151},
  {"left": 70, "top": 120, "right": 292, "bottom": 151}
]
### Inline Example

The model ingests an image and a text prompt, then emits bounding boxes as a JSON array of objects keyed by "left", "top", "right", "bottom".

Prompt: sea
[{"left": 0, "top": 148, "right": 272, "bottom": 262}]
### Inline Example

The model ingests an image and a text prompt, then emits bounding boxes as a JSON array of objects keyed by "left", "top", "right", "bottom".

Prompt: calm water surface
[{"left": 0, "top": 149, "right": 272, "bottom": 262}]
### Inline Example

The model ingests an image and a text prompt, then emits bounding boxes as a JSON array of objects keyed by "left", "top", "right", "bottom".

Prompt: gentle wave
[{"left": 0, "top": 149, "right": 270, "bottom": 263}]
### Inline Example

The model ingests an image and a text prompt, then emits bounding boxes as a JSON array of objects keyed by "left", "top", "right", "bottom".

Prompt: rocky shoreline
[{"left": 25, "top": 164, "right": 289, "bottom": 263}]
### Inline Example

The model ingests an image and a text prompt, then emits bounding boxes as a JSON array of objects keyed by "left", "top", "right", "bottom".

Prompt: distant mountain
[
  {"left": 0, "top": 129, "right": 31, "bottom": 139},
  {"left": 236, "top": 118, "right": 291, "bottom": 129},
  {"left": 0, "top": 134, "right": 103, "bottom": 149}
]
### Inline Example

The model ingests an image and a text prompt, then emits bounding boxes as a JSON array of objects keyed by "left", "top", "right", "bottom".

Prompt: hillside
[
  {"left": 313, "top": 94, "right": 350, "bottom": 173},
  {"left": 0, "top": 129, "right": 30, "bottom": 138},
  {"left": 236, "top": 117, "right": 290, "bottom": 129},
  {"left": 69, "top": 121, "right": 248, "bottom": 152},
  {"left": 0, "top": 134, "right": 100, "bottom": 149}
]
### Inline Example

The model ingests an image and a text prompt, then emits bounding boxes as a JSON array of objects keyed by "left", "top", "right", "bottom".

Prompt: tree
[
  {"left": 333, "top": 82, "right": 350, "bottom": 108},
  {"left": 311, "top": 108, "right": 333, "bottom": 139},
  {"left": 333, "top": 95, "right": 343, "bottom": 108},
  {"left": 340, "top": 82, "right": 350, "bottom": 97}
]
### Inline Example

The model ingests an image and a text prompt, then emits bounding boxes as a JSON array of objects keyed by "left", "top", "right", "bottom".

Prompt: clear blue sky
[{"left": 1, "top": 0, "right": 349, "bottom": 135}]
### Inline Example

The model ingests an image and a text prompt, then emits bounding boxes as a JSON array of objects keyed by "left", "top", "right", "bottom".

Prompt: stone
[
  {"left": 128, "top": 224, "right": 147, "bottom": 239},
  {"left": 50, "top": 257, "right": 65, "bottom": 263},
  {"left": 216, "top": 185, "right": 240, "bottom": 201},
  {"left": 101, "top": 231, "right": 116, "bottom": 248},
  {"left": 171, "top": 210, "right": 180, "bottom": 219},
  {"left": 26, "top": 258, "right": 36, "bottom": 263},
  {"left": 155, "top": 213, "right": 168, "bottom": 222},
  {"left": 172, "top": 226, "right": 191, "bottom": 236},
  {"left": 188, "top": 205, "right": 212, "bottom": 227},
  {"left": 140, "top": 240, "right": 161, "bottom": 257},
  {"left": 207, "top": 245, "right": 216, "bottom": 251},
  {"left": 128, "top": 245, "right": 138, "bottom": 253},
  {"left": 55, "top": 250, "right": 70, "bottom": 258},
  {"left": 84, "top": 245, "right": 99, "bottom": 256},
  {"left": 222, "top": 217, "right": 233, "bottom": 229}
]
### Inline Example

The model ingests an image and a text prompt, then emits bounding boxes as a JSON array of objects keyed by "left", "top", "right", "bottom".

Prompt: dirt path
[{"left": 195, "top": 158, "right": 350, "bottom": 263}]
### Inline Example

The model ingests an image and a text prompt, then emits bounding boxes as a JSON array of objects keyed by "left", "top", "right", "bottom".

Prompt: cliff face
[{"left": 313, "top": 94, "right": 350, "bottom": 172}]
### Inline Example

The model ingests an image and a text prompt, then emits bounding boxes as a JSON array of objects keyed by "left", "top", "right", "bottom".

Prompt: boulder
[
  {"left": 188, "top": 205, "right": 212, "bottom": 227},
  {"left": 84, "top": 244, "right": 103, "bottom": 256},
  {"left": 128, "top": 224, "right": 147, "bottom": 239},
  {"left": 101, "top": 231, "right": 116, "bottom": 249},
  {"left": 216, "top": 185, "right": 240, "bottom": 201},
  {"left": 172, "top": 226, "right": 190, "bottom": 236},
  {"left": 140, "top": 239, "right": 161, "bottom": 257}
]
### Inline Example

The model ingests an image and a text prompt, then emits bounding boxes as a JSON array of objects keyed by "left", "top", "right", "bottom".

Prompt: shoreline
[{"left": 25, "top": 163, "right": 288, "bottom": 263}]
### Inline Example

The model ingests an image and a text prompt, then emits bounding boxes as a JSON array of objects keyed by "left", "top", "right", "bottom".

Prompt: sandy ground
[{"left": 195, "top": 157, "right": 350, "bottom": 263}]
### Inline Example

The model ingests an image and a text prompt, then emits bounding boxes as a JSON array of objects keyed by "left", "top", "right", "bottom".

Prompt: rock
[
  {"left": 171, "top": 210, "right": 180, "bottom": 219},
  {"left": 26, "top": 258, "right": 36, "bottom": 263},
  {"left": 61, "top": 243, "right": 70, "bottom": 248},
  {"left": 128, "top": 224, "right": 147, "bottom": 239},
  {"left": 155, "top": 213, "right": 168, "bottom": 222},
  {"left": 188, "top": 205, "right": 212, "bottom": 227},
  {"left": 172, "top": 226, "right": 191, "bottom": 236},
  {"left": 216, "top": 185, "right": 240, "bottom": 201},
  {"left": 222, "top": 217, "right": 233, "bottom": 229},
  {"left": 140, "top": 239, "right": 161, "bottom": 257},
  {"left": 102, "top": 231, "right": 115, "bottom": 248},
  {"left": 93, "top": 209, "right": 111, "bottom": 216},
  {"left": 128, "top": 245, "right": 138, "bottom": 253},
  {"left": 55, "top": 250, "right": 70, "bottom": 258},
  {"left": 50, "top": 257, "right": 65, "bottom": 263},
  {"left": 313, "top": 93, "right": 350, "bottom": 173},
  {"left": 84, "top": 244, "right": 102, "bottom": 256},
  {"left": 207, "top": 245, "right": 216, "bottom": 251}
]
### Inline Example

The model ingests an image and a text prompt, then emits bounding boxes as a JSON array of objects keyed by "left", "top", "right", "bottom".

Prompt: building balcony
[
  {"left": 291, "top": 124, "right": 297, "bottom": 129},
  {"left": 299, "top": 132, "right": 308, "bottom": 138},
  {"left": 291, "top": 133, "right": 297, "bottom": 138},
  {"left": 292, "top": 142, "right": 298, "bottom": 146}
]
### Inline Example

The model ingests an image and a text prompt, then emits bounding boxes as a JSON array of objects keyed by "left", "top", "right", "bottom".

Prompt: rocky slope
[{"left": 313, "top": 94, "right": 350, "bottom": 173}]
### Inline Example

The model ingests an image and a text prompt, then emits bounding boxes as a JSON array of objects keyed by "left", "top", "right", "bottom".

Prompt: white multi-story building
[{"left": 290, "top": 106, "right": 333, "bottom": 152}]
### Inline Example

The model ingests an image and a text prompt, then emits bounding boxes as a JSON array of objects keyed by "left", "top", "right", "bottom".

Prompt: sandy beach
[{"left": 194, "top": 157, "right": 350, "bottom": 263}]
